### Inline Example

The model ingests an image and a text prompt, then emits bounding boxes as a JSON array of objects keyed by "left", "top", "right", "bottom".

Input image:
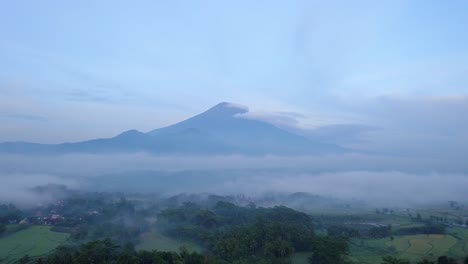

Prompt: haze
[{"left": 1, "top": 1, "right": 468, "bottom": 207}]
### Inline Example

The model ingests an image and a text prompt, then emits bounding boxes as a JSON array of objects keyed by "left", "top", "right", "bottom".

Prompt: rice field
[{"left": 0, "top": 225, "right": 70, "bottom": 264}]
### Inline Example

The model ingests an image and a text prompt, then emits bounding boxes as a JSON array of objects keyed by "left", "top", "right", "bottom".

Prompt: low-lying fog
[{"left": 1, "top": 153, "right": 467, "bottom": 207}]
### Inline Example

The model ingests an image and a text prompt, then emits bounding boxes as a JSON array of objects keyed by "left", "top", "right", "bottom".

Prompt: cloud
[
  {"left": 1, "top": 153, "right": 467, "bottom": 206},
  {"left": 299, "top": 124, "right": 379, "bottom": 145},
  {"left": 2, "top": 154, "right": 468, "bottom": 207},
  {"left": 216, "top": 171, "right": 468, "bottom": 206},
  {"left": 1, "top": 151, "right": 467, "bottom": 176},
  {"left": 236, "top": 111, "right": 303, "bottom": 128}
]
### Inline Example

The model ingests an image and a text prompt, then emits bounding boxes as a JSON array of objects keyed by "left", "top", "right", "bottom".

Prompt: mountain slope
[
  {"left": 149, "top": 102, "right": 343, "bottom": 154},
  {"left": 0, "top": 102, "right": 346, "bottom": 155}
]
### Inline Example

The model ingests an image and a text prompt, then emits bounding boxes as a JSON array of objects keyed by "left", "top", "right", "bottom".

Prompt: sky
[{"left": 1, "top": 0, "right": 468, "bottom": 145}]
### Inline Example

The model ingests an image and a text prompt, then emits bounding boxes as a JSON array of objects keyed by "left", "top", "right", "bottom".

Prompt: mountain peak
[{"left": 204, "top": 102, "right": 248, "bottom": 116}]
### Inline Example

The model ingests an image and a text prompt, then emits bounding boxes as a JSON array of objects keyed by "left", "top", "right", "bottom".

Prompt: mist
[
  {"left": 1, "top": 153, "right": 466, "bottom": 207},
  {"left": 0, "top": 173, "right": 78, "bottom": 207}
]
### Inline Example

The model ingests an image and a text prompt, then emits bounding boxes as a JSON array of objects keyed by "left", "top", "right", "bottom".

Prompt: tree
[
  {"left": 381, "top": 256, "right": 410, "bottom": 264},
  {"left": 416, "top": 213, "right": 422, "bottom": 221},
  {"left": 0, "top": 224, "right": 6, "bottom": 234},
  {"left": 464, "top": 255, "right": 468, "bottom": 264},
  {"left": 437, "top": 256, "right": 457, "bottom": 264},
  {"left": 327, "top": 225, "right": 359, "bottom": 238},
  {"left": 18, "top": 255, "right": 30, "bottom": 264},
  {"left": 264, "top": 239, "right": 294, "bottom": 259},
  {"left": 309, "top": 237, "right": 349, "bottom": 264},
  {"left": 417, "top": 259, "right": 435, "bottom": 264}
]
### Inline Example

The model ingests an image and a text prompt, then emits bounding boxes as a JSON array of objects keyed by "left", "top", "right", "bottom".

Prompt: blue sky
[{"left": 1, "top": 0, "right": 468, "bottom": 143}]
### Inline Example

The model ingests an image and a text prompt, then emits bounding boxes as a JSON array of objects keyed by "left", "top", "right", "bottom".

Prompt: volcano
[{"left": 0, "top": 102, "right": 345, "bottom": 155}]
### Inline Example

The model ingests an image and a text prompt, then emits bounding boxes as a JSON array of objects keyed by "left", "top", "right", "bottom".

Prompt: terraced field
[{"left": 0, "top": 225, "right": 70, "bottom": 263}]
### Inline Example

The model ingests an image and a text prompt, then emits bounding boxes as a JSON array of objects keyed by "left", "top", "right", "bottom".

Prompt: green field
[
  {"left": 350, "top": 232, "right": 468, "bottom": 263},
  {"left": 137, "top": 229, "right": 203, "bottom": 253},
  {"left": 0, "top": 225, "right": 70, "bottom": 263},
  {"left": 302, "top": 205, "right": 468, "bottom": 263}
]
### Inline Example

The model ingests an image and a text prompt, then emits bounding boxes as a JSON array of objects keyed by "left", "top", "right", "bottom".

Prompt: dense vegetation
[
  {"left": 393, "top": 223, "right": 446, "bottom": 236},
  {"left": 157, "top": 201, "right": 349, "bottom": 263},
  {"left": 1, "top": 191, "right": 468, "bottom": 264},
  {"left": 18, "top": 239, "right": 223, "bottom": 264},
  {"left": 16, "top": 239, "right": 468, "bottom": 264}
]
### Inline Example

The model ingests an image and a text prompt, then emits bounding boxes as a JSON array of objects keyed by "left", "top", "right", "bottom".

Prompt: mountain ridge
[{"left": 0, "top": 102, "right": 347, "bottom": 155}]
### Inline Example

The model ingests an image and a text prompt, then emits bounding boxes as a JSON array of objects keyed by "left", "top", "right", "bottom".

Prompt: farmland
[
  {"left": 0, "top": 225, "right": 70, "bottom": 263},
  {"left": 297, "top": 203, "right": 468, "bottom": 263},
  {"left": 350, "top": 233, "right": 467, "bottom": 263}
]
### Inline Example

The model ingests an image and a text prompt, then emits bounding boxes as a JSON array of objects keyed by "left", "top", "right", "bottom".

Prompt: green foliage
[
  {"left": 35, "top": 239, "right": 224, "bottom": 264},
  {"left": 381, "top": 256, "right": 410, "bottom": 264},
  {"left": 327, "top": 225, "right": 360, "bottom": 239},
  {"left": 158, "top": 202, "right": 319, "bottom": 263},
  {"left": 0, "top": 203, "right": 22, "bottom": 224},
  {"left": 308, "top": 236, "right": 350, "bottom": 264},
  {"left": 369, "top": 225, "right": 392, "bottom": 238},
  {"left": 436, "top": 256, "right": 457, "bottom": 264},
  {"left": 57, "top": 196, "right": 150, "bottom": 244},
  {"left": 416, "top": 259, "right": 435, "bottom": 264},
  {"left": 394, "top": 223, "right": 445, "bottom": 236},
  {"left": 18, "top": 254, "right": 30, "bottom": 264}
]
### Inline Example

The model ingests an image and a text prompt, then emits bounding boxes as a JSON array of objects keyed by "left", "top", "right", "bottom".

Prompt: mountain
[{"left": 0, "top": 102, "right": 346, "bottom": 155}]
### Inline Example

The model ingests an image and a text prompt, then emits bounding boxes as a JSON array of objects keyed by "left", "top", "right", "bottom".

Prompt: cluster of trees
[
  {"left": 327, "top": 225, "right": 360, "bottom": 238},
  {"left": 1, "top": 194, "right": 152, "bottom": 245},
  {"left": 394, "top": 223, "right": 445, "bottom": 236},
  {"left": 381, "top": 255, "right": 468, "bottom": 264},
  {"left": 327, "top": 224, "right": 391, "bottom": 239},
  {"left": 18, "top": 239, "right": 225, "bottom": 264},
  {"left": 15, "top": 239, "right": 468, "bottom": 264},
  {"left": 47, "top": 195, "right": 150, "bottom": 245},
  {"left": 0, "top": 203, "right": 22, "bottom": 224},
  {"left": 158, "top": 201, "right": 350, "bottom": 263},
  {"left": 369, "top": 225, "right": 392, "bottom": 238},
  {"left": 0, "top": 203, "right": 23, "bottom": 236}
]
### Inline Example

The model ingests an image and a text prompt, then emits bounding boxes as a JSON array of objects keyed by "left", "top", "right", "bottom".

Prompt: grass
[
  {"left": 386, "top": 237, "right": 410, "bottom": 252},
  {"left": 430, "top": 235, "right": 457, "bottom": 256},
  {"left": 0, "top": 225, "right": 70, "bottom": 264},
  {"left": 137, "top": 229, "right": 203, "bottom": 253},
  {"left": 406, "top": 237, "right": 432, "bottom": 254},
  {"left": 446, "top": 227, "right": 468, "bottom": 258}
]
